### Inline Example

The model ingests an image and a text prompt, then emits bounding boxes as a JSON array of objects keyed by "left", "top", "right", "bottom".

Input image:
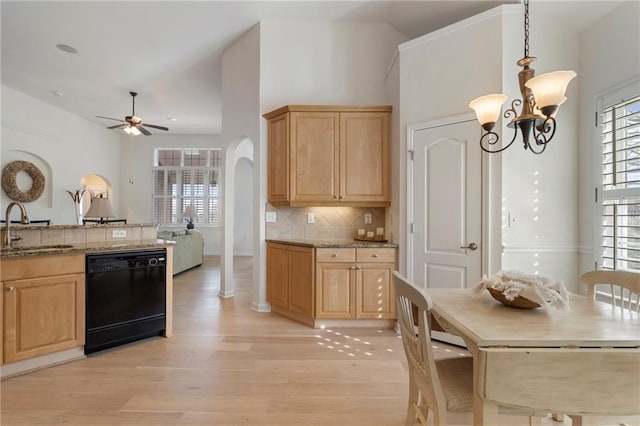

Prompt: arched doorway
[
  {"left": 220, "top": 137, "right": 254, "bottom": 298},
  {"left": 79, "top": 174, "right": 113, "bottom": 221}
]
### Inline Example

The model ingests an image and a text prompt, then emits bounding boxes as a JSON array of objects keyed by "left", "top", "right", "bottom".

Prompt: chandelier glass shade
[{"left": 469, "top": 0, "right": 576, "bottom": 154}]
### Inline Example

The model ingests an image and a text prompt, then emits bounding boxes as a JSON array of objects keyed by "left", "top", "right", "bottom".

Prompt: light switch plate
[
  {"left": 265, "top": 211, "right": 277, "bottom": 223},
  {"left": 364, "top": 213, "right": 372, "bottom": 224},
  {"left": 112, "top": 229, "right": 127, "bottom": 238},
  {"left": 307, "top": 213, "right": 315, "bottom": 224}
]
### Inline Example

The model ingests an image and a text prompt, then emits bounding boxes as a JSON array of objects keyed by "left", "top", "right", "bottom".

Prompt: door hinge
[
  {"left": 595, "top": 111, "right": 598, "bottom": 127},
  {"left": 410, "top": 223, "right": 414, "bottom": 234},
  {"left": 595, "top": 187, "right": 598, "bottom": 203},
  {"left": 408, "top": 150, "right": 414, "bottom": 161}
]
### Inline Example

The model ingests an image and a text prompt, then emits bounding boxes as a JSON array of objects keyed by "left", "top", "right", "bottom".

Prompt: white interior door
[
  {"left": 409, "top": 116, "right": 482, "bottom": 290},
  {"left": 408, "top": 116, "right": 482, "bottom": 346}
]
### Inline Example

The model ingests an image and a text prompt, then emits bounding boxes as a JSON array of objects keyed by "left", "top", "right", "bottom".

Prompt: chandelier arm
[
  {"left": 527, "top": 137, "right": 547, "bottom": 154},
  {"left": 533, "top": 117, "right": 557, "bottom": 145},
  {"left": 479, "top": 125, "right": 519, "bottom": 154},
  {"left": 504, "top": 99, "right": 521, "bottom": 121}
]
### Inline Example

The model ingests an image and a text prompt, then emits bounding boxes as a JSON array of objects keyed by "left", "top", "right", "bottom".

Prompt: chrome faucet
[{"left": 3, "top": 201, "right": 29, "bottom": 248}]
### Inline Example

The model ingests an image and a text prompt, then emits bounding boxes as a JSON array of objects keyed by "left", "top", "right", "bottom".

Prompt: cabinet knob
[
  {"left": 356, "top": 266, "right": 362, "bottom": 270},
  {"left": 7, "top": 286, "right": 15, "bottom": 292},
  {"left": 332, "top": 253, "right": 338, "bottom": 258},
  {"left": 372, "top": 254, "right": 378, "bottom": 258}
]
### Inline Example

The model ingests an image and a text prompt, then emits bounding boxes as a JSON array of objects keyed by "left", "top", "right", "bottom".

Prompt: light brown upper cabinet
[{"left": 264, "top": 105, "right": 391, "bottom": 207}]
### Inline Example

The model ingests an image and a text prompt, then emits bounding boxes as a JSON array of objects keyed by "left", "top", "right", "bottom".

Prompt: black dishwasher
[{"left": 85, "top": 249, "right": 167, "bottom": 354}]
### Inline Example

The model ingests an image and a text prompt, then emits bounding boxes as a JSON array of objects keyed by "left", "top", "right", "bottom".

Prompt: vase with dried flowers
[{"left": 66, "top": 189, "right": 86, "bottom": 225}]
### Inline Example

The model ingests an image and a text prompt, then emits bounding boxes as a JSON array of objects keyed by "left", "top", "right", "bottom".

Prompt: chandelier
[{"left": 468, "top": 0, "right": 576, "bottom": 154}]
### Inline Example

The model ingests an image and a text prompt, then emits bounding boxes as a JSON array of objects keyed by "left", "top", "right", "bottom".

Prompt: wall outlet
[
  {"left": 112, "top": 229, "right": 127, "bottom": 238},
  {"left": 307, "top": 213, "right": 315, "bottom": 224},
  {"left": 265, "top": 211, "right": 277, "bottom": 223},
  {"left": 364, "top": 213, "right": 372, "bottom": 224}
]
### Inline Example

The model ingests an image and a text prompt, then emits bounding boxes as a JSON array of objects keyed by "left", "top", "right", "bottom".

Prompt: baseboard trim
[
  {"left": 1, "top": 347, "right": 85, "bottom": 379},
  {"left": 218, "top": 289, "right": 235, "bottom": 298},
  {"left": 251, "top": 302, "right": 271, "bottom": 313}
]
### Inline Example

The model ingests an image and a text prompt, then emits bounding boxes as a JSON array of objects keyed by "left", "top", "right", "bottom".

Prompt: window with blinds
[
  {"left": 600, "top": 95, "right": 640, "bottom": 271},
  {"left": 153, "top": 148, "right": 221, "bottom": 226}
]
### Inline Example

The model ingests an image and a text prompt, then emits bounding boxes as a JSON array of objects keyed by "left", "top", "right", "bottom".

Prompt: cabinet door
[
  {"left": 267, "top": 243, "right": 289, "bottom": 309},
  {"left": 315, "top": 263, "right": 355, "bottom": 319},
  {"left": 356, "top": 263, "right": 396, "bottom": 319},
  {"left": 287, "top": 246, "right": 314, "bottom": 317},
  {"left": 340, "top": 112, "right": 390, "bottom": 203},
  {"left": 267, "top": 113, "right": 290, "bottom": 204},
  {"left": 4, "top": 273, "right": 85, "bottom": 363},
  {"left": 290, "top": 112, "right": 340, "bottom": 203}
]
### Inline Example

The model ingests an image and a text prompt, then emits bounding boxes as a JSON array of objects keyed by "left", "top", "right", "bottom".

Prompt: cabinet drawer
[
  {"left": 316, "top": 248, "right": 356, "bottom": 263},
  {"left": 356, "top": 248, "right": 396, "bottom": 263}
]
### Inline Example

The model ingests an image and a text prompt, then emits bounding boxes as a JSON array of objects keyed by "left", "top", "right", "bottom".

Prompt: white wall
[
  {"left": 396, "top": 9, "right": 505, "bottom": 276},
  {"left": 500, "top": 3, "right": 581, "bottom": 290},
  {"left": 221, "top": 24, "right": 262, "bottom": 306},
  {"left": 1, "top": 85, "right": 121, "bottom": 224},
  {"left": 577, "top": 1, "right": 640, "bottom": 275},
  {"left": 259, "top": 22, "right": 407, "bottom": 112},
  {"left": 385, "top": 54, "right": 401, "bottom": 260}
]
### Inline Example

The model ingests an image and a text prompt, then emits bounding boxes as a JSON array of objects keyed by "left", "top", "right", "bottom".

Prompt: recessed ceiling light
[
  {"left": 56, "top": 43, "right": 78, "bottom": 54},
  {"left": 51, "top": 90, "right": 63, "bottom": 97},
  {"left": 167, "top": 117, "right": 177, "bottom": 122}
]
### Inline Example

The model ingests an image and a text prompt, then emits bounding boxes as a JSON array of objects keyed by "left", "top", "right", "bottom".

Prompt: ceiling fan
[{"left": 97, "top": 91, "right": 169, "bottom": 136}]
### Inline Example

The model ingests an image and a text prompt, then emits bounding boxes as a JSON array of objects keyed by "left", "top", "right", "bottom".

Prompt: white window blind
[
  {"left": 600, "top": 95, "right": 640, "bottom": 271},
  {"left": 152, "top": 148, "right": 221, "bottom": 226}
]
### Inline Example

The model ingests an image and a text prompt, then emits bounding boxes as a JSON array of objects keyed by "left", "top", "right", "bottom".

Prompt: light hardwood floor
[{"left": 0, "top": 256, "right": 636, "bottom": 425}]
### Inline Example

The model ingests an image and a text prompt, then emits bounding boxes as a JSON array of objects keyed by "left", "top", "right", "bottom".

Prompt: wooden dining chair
[
  {"left": 555, "top": 269, "right": 640, "bottom": 426},
  {"left": 581, "top": 270, "right": 640, "bottom": 313},
  {"left": 553, "top": 270, "right": 640, "bottom": 426},
  {"left": 393, "top": 271, "right": 540, "bottom": 426}
]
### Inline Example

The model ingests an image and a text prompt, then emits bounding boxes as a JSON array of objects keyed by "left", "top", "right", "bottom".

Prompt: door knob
[{"left": 460, "top": 242, "right": 478, "bottom": 251}]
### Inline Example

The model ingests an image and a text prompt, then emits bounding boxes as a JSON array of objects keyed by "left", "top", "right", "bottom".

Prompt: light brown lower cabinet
[
  {"left": 1, "top": 254, "right": 85, "bottom": 364},
  {"left": 266, "top": 243, "right": 315, "bottom": 323},
  {"left": 315, "top": 247, "right": 396, "bottom": 320},
  {"left": 267, "top": 243, "right": 397, "bottom": 325}
]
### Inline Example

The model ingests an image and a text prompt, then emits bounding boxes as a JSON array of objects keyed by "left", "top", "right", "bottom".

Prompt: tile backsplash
[
  {"left": 266, "top": 205, "right": 386, "bottom": 240},
  {"left": 8, "top": 224, "right": 158, "bottom": 248}
]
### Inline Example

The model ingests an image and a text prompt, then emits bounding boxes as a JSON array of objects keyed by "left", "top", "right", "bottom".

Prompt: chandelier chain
[{"left": 524, "top": 0, "right": 530, "bottom": 58}]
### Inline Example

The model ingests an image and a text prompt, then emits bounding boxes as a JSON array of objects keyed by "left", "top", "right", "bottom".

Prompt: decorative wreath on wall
[{"left": 1, "top": 160, "right": 45, "bottom": 203}]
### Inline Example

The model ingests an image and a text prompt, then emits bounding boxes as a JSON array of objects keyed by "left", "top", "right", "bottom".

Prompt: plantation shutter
[{"left": 600, "top": 95, "right": 640, "bottom": 270}]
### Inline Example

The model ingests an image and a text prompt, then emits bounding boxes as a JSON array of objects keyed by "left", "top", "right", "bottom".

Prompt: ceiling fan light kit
[
  {"left": 97, "top": 91, "right": 169, "bottom": 136},
  {"left": 468, "top": 0, "right": 576, "bottom": 155}
]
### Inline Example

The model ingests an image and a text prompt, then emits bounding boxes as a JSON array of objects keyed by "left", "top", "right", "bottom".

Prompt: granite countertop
[
  {"left": 0, "top": 239, "right": 174, "bottom": 259},
  {"left": 2, "top": 223, "right": 157, "bottom": 231},
  {"left": 266, "top": 238, "right": 398, "bottom": 248}
]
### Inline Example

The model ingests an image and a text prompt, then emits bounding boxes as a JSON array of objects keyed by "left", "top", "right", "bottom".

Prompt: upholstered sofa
[{"left": 157, "top": 229, "right": 204, "bottom": 275}]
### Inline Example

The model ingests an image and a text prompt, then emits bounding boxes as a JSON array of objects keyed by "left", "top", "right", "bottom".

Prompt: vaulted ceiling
[{"left": 1, "top": 1, "right": 617, "bottom": 135}]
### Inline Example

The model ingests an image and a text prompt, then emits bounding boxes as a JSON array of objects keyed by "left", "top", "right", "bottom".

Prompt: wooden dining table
[{"left": 428, "top": 288, "right": 640, "bottom": 426}]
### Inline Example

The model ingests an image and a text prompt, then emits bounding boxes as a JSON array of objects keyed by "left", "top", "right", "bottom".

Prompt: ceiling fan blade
[
  {"left": 96, "top": 115, "right": 124, "bottom": 122},
  {"left": 137, "top": 125, "right": 152, "bottom": 136},
  {"left": 107, "top": 123, "right": 127, "bottom": 129},
  {"left": 141, "top": 123, "right": 169, "bottom": 131}
]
